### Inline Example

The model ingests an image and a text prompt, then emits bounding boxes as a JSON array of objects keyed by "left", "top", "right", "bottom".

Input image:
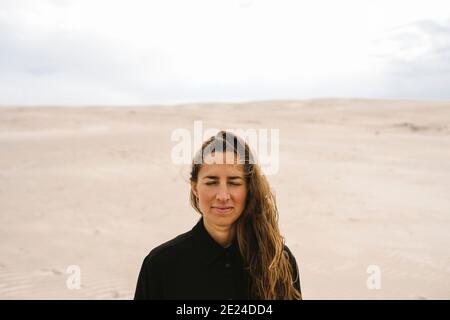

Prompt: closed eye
[{"left": 205, "top": 182, "right": 242, "bottom": 186}]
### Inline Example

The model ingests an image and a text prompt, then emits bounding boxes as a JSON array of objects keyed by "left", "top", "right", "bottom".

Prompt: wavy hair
[{"left": 189, "top": 130, "right": 302, "bottom": 300}]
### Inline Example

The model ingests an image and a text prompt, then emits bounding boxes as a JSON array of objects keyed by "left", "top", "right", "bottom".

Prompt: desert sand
[{"left": 0, "top": 99, "right": 449, "bottom": 299}]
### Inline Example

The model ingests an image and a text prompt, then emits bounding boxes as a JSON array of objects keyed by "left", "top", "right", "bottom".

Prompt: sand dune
[{"left": 0, "top": 99, "right": 449, "bottom": 299}]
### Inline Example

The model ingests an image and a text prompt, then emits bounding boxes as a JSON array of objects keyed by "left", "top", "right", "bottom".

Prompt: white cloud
[
  {"left": 370, "top": 18, "right": 450, "bottom": 99},
  {"left": 0, "top": 0, "right": 449, "bottom": 105}
]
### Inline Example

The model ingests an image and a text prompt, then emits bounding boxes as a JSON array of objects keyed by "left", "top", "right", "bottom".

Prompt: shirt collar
[{"left": 191, "top": 217, "right": 240, "bottom": 265}]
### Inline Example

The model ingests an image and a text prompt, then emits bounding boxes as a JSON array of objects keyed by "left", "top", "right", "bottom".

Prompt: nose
[{"left": 216, "top": 184, "right": 230, "bottom": 201}]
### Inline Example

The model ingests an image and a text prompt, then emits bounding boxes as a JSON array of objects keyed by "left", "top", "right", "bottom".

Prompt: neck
[{"left": 203, "top": 218, "right": 236, "bottom": 248}]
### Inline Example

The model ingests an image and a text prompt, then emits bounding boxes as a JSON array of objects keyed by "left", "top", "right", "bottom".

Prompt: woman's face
[{"left": 191, "top": 152, "right": 248, "bottom": 229}]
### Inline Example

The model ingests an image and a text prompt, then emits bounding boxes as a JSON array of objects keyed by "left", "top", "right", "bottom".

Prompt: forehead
[
  {"left": 198, "top": 163, "right": 245, "bottom": 177},
  {"left": 198, "top": 151, "right": 245, "bottom": 177},
  {"left": 198, "top": 153, "right": 245, "bottom": 177}
]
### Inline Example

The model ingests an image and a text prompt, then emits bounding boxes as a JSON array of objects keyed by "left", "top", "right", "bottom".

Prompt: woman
[{"left": 134, "top": 131, "right": 302, "bottom": 300}]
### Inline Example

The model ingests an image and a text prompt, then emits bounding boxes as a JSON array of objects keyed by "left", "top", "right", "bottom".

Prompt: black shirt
[{"left": 134, "top": 217, "right": 301, "bottom": 300}]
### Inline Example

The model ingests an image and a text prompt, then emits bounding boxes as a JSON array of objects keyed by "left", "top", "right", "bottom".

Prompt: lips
[{"left": 212, "top": 206, "right": 233, "bottom": 213}]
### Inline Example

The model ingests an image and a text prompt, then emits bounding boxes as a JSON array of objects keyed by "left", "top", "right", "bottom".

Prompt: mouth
[{"left": 212, "top": 206, "right": 233, "bottom": 213}]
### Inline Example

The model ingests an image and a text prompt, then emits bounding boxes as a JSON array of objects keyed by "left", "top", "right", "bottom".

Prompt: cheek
[
  {"left": 197, "top": 188, "right": 215, "bottom": 205},
  {"left": 233, "top": 189, "right": 248, "bottom": 207}
]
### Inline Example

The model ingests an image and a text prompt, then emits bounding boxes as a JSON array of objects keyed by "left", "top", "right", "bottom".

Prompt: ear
[{"left": 191, "top": 181, "right": 199, "bottom": 198}]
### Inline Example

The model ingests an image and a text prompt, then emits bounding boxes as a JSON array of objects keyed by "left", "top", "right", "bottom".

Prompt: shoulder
[
  {"left": 283, "top": 244, "right": 302, "bottom": 293},
  {"left": 143, "top": 229, "right": 195, "bottom": 267},
  {"left": 283, "top": 244, "right": 296, "bottom": 258},
  {"left": 283, "top": 244, "right": 299, "bottom": 268}
]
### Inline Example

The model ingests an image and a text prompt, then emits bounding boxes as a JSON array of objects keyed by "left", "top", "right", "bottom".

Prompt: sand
[{"left": 0, "top": 98, "right": 449, "bottom": 299}]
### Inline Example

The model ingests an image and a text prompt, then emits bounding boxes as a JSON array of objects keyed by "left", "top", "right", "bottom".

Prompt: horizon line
[{"left": 1, "top": 96, "right": 450, "bottom": 108}]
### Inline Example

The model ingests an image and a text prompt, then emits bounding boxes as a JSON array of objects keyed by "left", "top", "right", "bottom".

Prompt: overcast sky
[{"left": 1, "top": 0, "right": 449, "bottom": 105}]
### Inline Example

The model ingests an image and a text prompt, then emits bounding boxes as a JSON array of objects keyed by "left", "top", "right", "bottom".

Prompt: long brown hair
[{"left": 189, "top": 130, "right": 302, "bottom": 300}]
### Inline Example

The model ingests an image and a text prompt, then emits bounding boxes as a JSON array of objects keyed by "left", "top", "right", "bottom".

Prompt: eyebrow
[{"left": 202, "top": 176, "right": 244, "bottom": 180}]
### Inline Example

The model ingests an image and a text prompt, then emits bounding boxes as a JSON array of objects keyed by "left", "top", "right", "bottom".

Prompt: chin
[{"left": 207, "top": 211, "right": 241, "bottom": 225}]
